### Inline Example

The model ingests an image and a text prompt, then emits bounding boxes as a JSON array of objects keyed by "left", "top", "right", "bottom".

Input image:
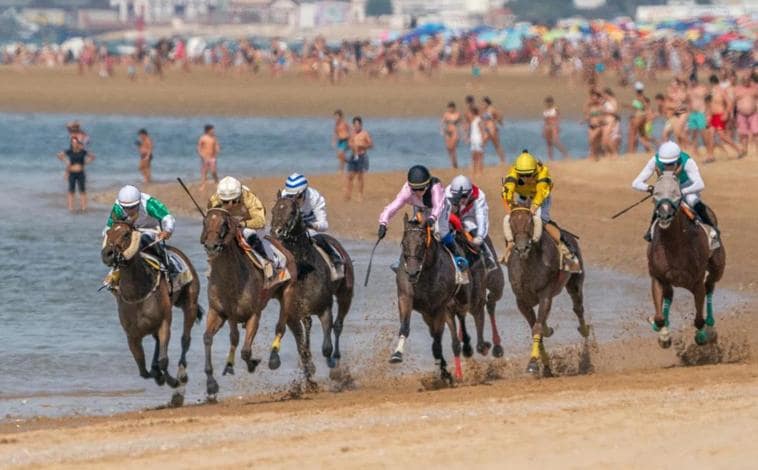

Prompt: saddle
[
  {"left": 312, "top": 240, "right": 345, "bottom": 282},
  {"left": 236, "top": 232, "right": 292, "bottom": 285},
  {"left": 141, "top": 251, "right": 194, "bottom": 294},
  {"left": 442, "top": 244, "right": 470, "bottom": 285}
]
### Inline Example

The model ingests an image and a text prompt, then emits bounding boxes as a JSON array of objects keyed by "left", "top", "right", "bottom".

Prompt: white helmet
[
  {"left": 634, "top": 81, "right": 644, "bottom": 91},
  {"left": 657, "top": 141, "right": 681, "bottom": 164},
  {"left": 217, "top": 176, "right": 242, "bottom": 201},
  {"left": 282, "top": 173, "right": 308, "bottom": 197},
  {"left": 450, "top": 175, "right": 473, "bottom": 199},
  {"left": 117, "top": 185, "right": 141, "bottom": 208}
]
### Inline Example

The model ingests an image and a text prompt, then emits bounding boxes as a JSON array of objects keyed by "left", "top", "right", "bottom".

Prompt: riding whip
[
  {"left": 611, "top": 194, "right": 652, "bottom": 219},
  {"left": 363, "top": 238, "right": 382, "bottom": 287},
  {"left": 176, "top": 177, "right": 206, "bottom": 217}
]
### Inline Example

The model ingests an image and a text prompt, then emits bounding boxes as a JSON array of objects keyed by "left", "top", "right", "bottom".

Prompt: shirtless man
[
  {"left": 734, "top": 73, "right": 757, "bottom": 156},
  {"left": 345, "top": 116, "right": 373, "bottom": 202},
  {"left": 197, "top": 124, "right": 220, "bottom": 191},
  {"left": 706, "top": 74, "right": 742, "bottom": 163},
  {"left": 332, "top": 109, "right": 351, "bottom": 172},
  {"left": 136, "top": 128, "right": 153, "bottom": 183},
  {"left": 686, "top": 76, "right": 710, "bottom": 157},
  {"left": 665, "top": 78, "right": 690, "bottom": 148}
]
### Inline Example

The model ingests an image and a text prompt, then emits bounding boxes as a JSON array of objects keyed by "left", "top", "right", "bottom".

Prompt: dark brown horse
[
  {"left": 504, "top": 206, "right": 590, "bottom": 375},
  {"left": 483, "top": 236, "right": 506, "bottom": 357},
  {"left": 390, "top": 214, "right": 488, "bottom": 383},
  {"left": 200, "top": 208, "right": 298, "bottom": 399},
  {"left": 101, "top": 220, "right": 202, "bottom": 406},
  {"left": 647, "top": 172, "right": 726, "bottom": 347},
  {"left": 270, "top": 194, "right": 354, "bottom": 379}
]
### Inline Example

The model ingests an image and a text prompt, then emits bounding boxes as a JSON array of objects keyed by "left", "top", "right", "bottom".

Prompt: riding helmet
[
  {"left": 117, "top": 185, "right": 142, "bottom": 208},
  {"left": 407, "top": 165, "right": 431, "bottom": 190},
  {"left": 449, "top": 175, "right": 473, "bottom": 200},
  {"left": 514, "top": 150, "right": 539, "bottom": 175},
  {"left": 217, "top": 176, "right": 243, "bottom": 201}
]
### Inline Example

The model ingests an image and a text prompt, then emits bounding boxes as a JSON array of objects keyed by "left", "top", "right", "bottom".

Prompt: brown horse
[
  {"left": 391, "top": 214, "right": 488, "bottom": 383},
  {"left": 200, "top": 208, "right": 298, "bottom": 399},
  {"left": 647, "top": 172, "right": 726, "bottom": 347},
  {"left": 270, "top": 194, "right": 354, "bottom": 379},
  {"left": 101, "top": 220, "right": 202, "bottom": 405},
  {"left": 484, "top": 236, "right": 506, "bottom": 357},
  {"left": 504, "top": 206, "right": 591, "bottom": 375}
]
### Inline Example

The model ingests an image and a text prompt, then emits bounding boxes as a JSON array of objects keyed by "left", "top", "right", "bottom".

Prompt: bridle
[
  {"left": 203, "top": 208, "right": 233, "bottom": 255},
  {"left": 273, "top": 197, "right": 303, "bottom": 240},
  {"left": 401, "top": 214, "right": 432, "bottom": 282}
]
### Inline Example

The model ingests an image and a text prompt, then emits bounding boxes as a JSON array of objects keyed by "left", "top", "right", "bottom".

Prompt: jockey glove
[{"left": 378, "top": 224, "right": 387, "bottom": 240}]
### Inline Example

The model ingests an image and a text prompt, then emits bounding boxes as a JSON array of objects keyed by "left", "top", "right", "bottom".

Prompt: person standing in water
[
  {"left": 136, "top": 128, "right": 153, "bottom": 183},
  {"left": 57, "top": 136, "right": 95, "bottom": 213},
  {"left": 542, "top": 96, "right": 569, "bottom": 160},
  {"left": 332, "top": 109, "right": 351, "bottom": 172},
  {"left": 481, "top": 97, "right": 507, "bottom": 164},
  {"left": 345, "top": 116, "right": 372, "bottom": 201},
  {"left": 197, "top": 124, "right": 220, "bottom": 191},
  {"left": 440, "top": 101, "right": 461, "bottom": 168}
]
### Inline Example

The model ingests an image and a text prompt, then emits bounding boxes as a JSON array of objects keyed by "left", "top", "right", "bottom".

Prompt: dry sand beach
[{"left": 1, "top": 67, "right": 757, "bottom": 468}]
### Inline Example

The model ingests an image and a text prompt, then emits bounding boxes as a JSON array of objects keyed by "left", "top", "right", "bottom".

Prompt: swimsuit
[
  {"left": 687, "top": 111, "right": 707, "bottom": 131},
  {"left": 737, "top": 112, "right": 758, "bottom": 136},
  {"left": 709, "top": 113, "right": 726, "bottom": 131},
  {"left": 65, "top": 149, "right": 87, "bottom": 193},
  {"left": 347, "top": 152, "right": 368, "bottom": 173},
  {"left": 337, "top": 138, "right": 349, "bottom": 151}
]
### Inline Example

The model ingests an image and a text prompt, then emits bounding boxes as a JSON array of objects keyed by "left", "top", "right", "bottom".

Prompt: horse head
[
  {"left": 401, "top": 213, "right": 431, "bottom": 283},
  {"left": 101, "top": 216, "right": 141, "bottom": 267},
  {"left": 653, "top": 171, "right": 683, "bottom": 229},
  {"left": 271, "top": 191, "right": 304, "bottom": 240},
  {"left": 506, "top": 206, "right": 543, "bottom": 259},
  {"left": 201, "top": 208, "right": 235, "bottom": 257}
]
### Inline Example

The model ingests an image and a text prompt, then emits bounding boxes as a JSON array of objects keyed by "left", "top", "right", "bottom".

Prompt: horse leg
[
  {"left": 127, "top": 335, "right": 150, "bottom": 380},
  {"left": 390, "top": 295, "right": 412, "bottom": 363},
  {"left": 458, "top": 312, "right": 474, "bottom": 358},
  {"left": 149, "top": 334, "right": 164, "bottom": 385},
  {"left": 240, "top": 314, "right": 262, "bottom": 373},
  {"left": 650, "top": 279, "right": 673, "bottom": 348},
  {"left": 157, "top": 316, "right": 179, "bottom": 388},
  {"left": 177, "top": 304, "right": 194, "bottom": 384},
  {"left": 289, "top": 317, "right": 316, "bottom": 380},
  {"left": 703, "top": 268, "right": 719, "bottom": 343},
  {"left": 319, "top": 308, "right": 336, "bottom": 369},
  {"left": 566, "top": 273, "right": 590, "bottom": 338},
  {"left": 269, "top": 295, "right": 290, "bottom": 371},
  {"left": 332, "top": 292, "right": 350, "bottom": 366},
  {"left": 527, "top": 295, "right": 552, "bottom": 376},
  {"left": 203, "top": 308, "right": 224, "bottom": 399},
  {"left": 487, "top": 295, "right": 504, "bottom": 357},
  {"left": 692, "top": 282, "right": 710, "bottom": 346},
  {"left": 303, "top": 316, "right": 313, "bottom": 353},
  {"left": 473, "top": 303, "right": 491, "bottom": 356},
  {"left": 446, "top": 313, "right": 463, "bottom": 381},
  {"left": 223, "top": 322, "right": 239, "bottom": 376},
  {"left": 430, "top": 315, "right": 453, "bottom": 385}
]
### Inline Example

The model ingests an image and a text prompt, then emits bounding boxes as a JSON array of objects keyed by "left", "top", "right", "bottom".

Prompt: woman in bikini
[
  {"left": 542, "top": 96, "right": 569, "bottom": 160},
  {"left": 626, "top": 82, "right": 653, "bottom": 153},
  {"left": 57, "top": 136, "right": 95, "bottom": 213},
  {"left": 440, "top": 101, "right": 461, "bottom": 168},
  {"left": 584, "top": 89, "right": 605, "bottom": 160},
  {"left": 601, "top": 87, "right": 621, "bottom": 158}
]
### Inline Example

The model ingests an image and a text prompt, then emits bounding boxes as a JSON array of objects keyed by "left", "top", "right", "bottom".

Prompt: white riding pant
[
  {"left": 515, "top": 194, "right": 552, "bottom": 222},
  {"left": 242, "top": 228, "right": 280, "bottom": 268}
]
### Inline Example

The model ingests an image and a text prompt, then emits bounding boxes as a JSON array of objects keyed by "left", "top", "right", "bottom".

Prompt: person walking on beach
[
  {"left": 706, "top": 74, "right": 742, "bottom": 163},
  {"left": 197, "top": 124, "right": 220, "bottom": 191},
  {"left": 136, "top": 129, "right": 153, "bottom": 183},
  {"left": 468, "top": 106, "right": 486, "bottom": 176},
  {"left": 441, "top": 101, "right": 461, "bottom": 168},
  {"left": 481, "top": 97, "right": 507, "bottom": 164},
  {"left": 734, "top": 73, "right": 757, "bottom": 157},
  {"left": 686, "top": 76, "right": 710, "bottom": 157},
  {"left": 542, "top": 96, "right": 569, "bottom": 160},
  {"left": 333, "top": 109, "right": 351, "bottom": 172},
  {"left": 57, "top": 136, "right": 95, "bottom": 213},
  {"left": 345, "top": 116, "right": 372, "bottom": 201}
]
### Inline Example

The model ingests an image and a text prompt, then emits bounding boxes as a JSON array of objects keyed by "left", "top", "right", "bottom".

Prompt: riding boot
[
  {"left": 153, "top": 242, "right": 177, "bottom": 276},
  {"left": 545, "top": 222, "right": 581, "bottom": 273},
  {"left": 693, "top": 202, "right": 720, "bottom": 237},
  {"left": 313, "top": 235, "right": 343, "bottom": 279},
  {"left": 248, "top": 234, "right": 275, "bottom": 279}
]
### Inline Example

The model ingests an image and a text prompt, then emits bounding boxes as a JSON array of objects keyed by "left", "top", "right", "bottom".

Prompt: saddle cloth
[
  {"left": 442, "top": 245, "right": 469, "bottom": 285},
  {"left": 141, "top": 251, "right": 193, "bottom": 292},
  {"left": 313, "top": 243, "right": 345, "bottom": 281},
  {"left": 236, "top": 234, "right": 292, "bottom": 283}
]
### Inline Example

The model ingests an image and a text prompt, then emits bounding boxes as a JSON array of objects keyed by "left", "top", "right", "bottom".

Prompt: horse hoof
[
  {"left": 247, "top": 359, "right": 261, "bottom": 374},
  {"left": 170, "top": 391, "right": 184, "bottom": 408},
  {"left": 268, "top": 351, "right": 281, "bottom": 370},
  {"left": 477, "top": 342, "right": 492, "bottom": 356},
  {"left": 526, "top": 359, "right": 540, "bottom": 375},
  {"left": 706, "top": 326, "right": 718, "bottom": 344},
  {"left": 695, "top": 329, "right": 709, "bottom": 346},
  {"left": 543, "top": 326, "right": 555, "bottom": 338},
  {"left": 206, "top": 394, "right": 218, "bottom": 404},
  {"left": 492, "top": 344, "right": 504, "bottom": 358},
  {"left": 165, "top": 375, "right": 180, "bottom": 389},
  {"left": 658, "top": 336, "right": 672, "bottom": 349},
  {"left": 389, "top": 352, "right": 403, "bottom": 364},
  {"left": 326, "top": 356, "right": 337, "bottom": 369},
  {"left": 441, "top": 370, "right": 454, "bottom": 386},
  {"left": 154, "top": 373, "right": 166, "bottom": 387},
  {"left": 178, "top": 368, "right": 189, "bottom": 384},
  {"left": 462, "top": 343, "right": 474, "bottom": 358},
  {"left": 305, "top": 362, "right": 317, "bottom": 378},
  {"left": 207, "top": 378, "right": 219, "bottom": 396},
  {"left": 578, "top": 324, "right": 591, "bottom": 338},
  {"left": 222, "top": 363, "right": 235, "bottom": 376}
]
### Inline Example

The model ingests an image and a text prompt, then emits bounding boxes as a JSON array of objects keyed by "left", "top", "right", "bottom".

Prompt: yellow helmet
[{"left": 514, "top": 150, "right": 539, "bottom": 175}]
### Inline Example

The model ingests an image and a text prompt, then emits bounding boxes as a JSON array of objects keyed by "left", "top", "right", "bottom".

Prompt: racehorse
[
  {"left": 200, "top": 207, "right": 298, "bottom": 399},
  {"left": 101, "top": 219, "right": 202, "bottom": 406},
  {"left": 270, "top": 194, "right": 354, "bottom": 379},
  {"left": 647, "top": 171, "right": 726, "bottom": 347},
  {"left": 504, "top": 206, "right": 591, "bottom": 375}
]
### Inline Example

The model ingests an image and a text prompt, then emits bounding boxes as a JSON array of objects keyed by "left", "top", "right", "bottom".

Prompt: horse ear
[{"left": 276, "top": 190, "right": 282, "bottom": 200}]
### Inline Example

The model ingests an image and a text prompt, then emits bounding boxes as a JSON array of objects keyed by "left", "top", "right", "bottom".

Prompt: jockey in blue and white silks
[{"left": 282, "top": 173, "right": 328, "bottom": 234}]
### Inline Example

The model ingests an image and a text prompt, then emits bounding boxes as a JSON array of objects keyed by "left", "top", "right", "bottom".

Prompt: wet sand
[{"left": 0, "top": 66, "right": 661, "bottom": 119}]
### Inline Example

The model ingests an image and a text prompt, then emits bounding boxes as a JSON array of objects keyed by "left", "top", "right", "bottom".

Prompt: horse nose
[{"left": 101, "top": 247, "right": 115, "bottom": 265}]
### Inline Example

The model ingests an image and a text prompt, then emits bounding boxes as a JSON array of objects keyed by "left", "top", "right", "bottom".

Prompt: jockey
[
  {"left": 443, "top": 175, "right": 496, "bottom": 268},
  {"left": 103, "top": 185, "right": 176, "bottom": 287},
  {"left": 378, "top": 165, "right": 469, "bottom": 272},
  {"left": 502, "top": 150, "right": 581, "bottom": 273},
  {"left": 280, "top": 173, "right": 342, "bottom": 270},
  {"left": 207, "top": 176, "right": 278, "bottom": 279},
  {"left": 632, "top": 141, "right": 715, "bottom": 242}
]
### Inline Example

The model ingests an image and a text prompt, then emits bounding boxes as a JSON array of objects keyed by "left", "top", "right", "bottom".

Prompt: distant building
[
  {"left": 573, "top": 0, "right": 606, "bottom": 9},
  {"left": 108, "top": 0, "right": 222, "bottom": 23},
  {"left": 636, "top": 0, "right": 758, "bottom": 21}
]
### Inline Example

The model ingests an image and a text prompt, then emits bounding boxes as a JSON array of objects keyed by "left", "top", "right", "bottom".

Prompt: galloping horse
[
  {"left": 647, "top": 172, "right": 726, "bottom": 347},
  {"left": 390, "top": 214, "right": 487, "bottom": 383},
  {"left": 270, "top": 194, "right": 354, "bottom": 379},
  {"left": 504, "top": 206, "right": 590, "bottom": 375},
  {"left": 200, "top": 208, "right": 298, "bottom": 399},
  {"left": 101, "top": 220, "right": 202, "bottom": 404}
]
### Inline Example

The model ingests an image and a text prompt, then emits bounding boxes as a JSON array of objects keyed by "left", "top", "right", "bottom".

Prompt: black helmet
[{"left": 407, "top": 165, "right": 431, "bottom": 190}]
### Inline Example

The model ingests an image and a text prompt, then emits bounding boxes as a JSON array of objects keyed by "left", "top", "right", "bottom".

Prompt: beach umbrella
[{"left": 728, "top": 39, "right": 753, "bottom": 52}]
